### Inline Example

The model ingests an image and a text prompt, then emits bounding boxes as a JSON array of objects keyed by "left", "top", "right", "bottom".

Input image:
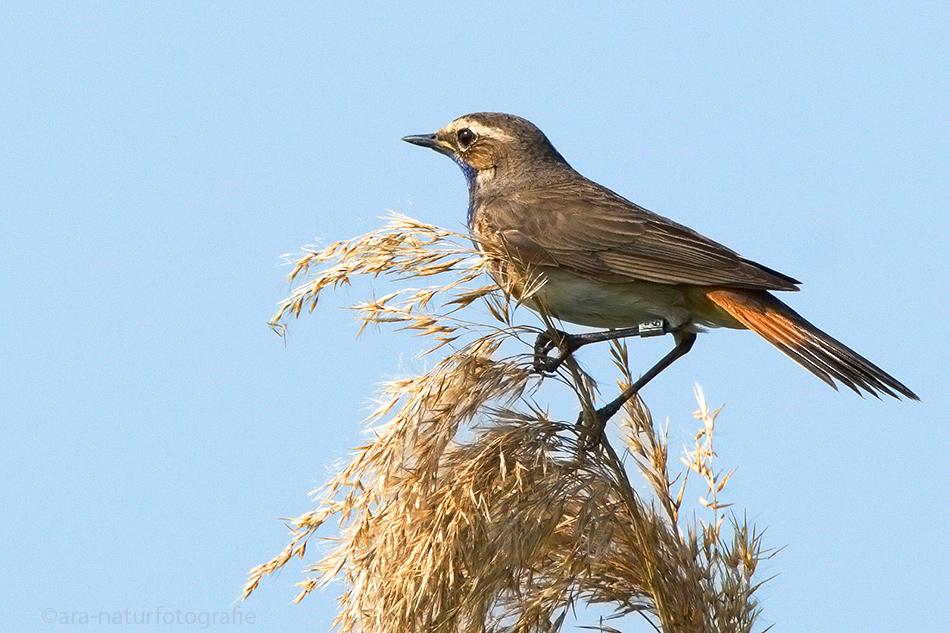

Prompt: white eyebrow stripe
[{"left": 450, "top": 120, "right": 516, "bottom": 144}]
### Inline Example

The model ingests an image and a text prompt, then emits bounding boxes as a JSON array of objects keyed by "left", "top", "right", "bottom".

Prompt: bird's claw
[
  {"left": 532, "top": 330, "right": 572, "bottom": 373},
  {"left": 575, "top": 407, "right": 608, "bottom": 449}
]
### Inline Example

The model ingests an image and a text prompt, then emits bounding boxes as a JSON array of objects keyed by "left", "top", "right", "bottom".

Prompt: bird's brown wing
[{"left": 476, "top": 179, "right": 800, "bottom": 291}]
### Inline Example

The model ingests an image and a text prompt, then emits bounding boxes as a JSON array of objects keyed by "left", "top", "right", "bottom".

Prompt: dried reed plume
[{"left": 245, "top": 212, "right": 771, "bottom": 632}]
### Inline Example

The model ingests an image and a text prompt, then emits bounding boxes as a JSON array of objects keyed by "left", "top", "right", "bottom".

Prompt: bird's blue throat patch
[{"left": 453, "top": 158, "right": 477, "bottom": 185}]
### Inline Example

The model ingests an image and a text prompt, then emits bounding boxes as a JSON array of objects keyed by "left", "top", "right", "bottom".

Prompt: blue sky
[{"left": 2, "top": 2, "right": 947, "bottom": 631}]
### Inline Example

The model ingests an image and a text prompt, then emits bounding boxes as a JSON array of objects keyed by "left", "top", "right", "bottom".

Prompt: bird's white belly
[{"left": 519, "top": 266, "right": 697, "bottom": 330}]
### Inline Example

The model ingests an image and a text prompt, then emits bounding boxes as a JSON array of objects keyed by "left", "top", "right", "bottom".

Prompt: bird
[{"left": 402, "top": 112, "right": 918, "bottom": 423}]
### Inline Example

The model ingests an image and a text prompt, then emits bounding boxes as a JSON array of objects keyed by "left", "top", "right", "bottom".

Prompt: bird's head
[{"left": 402, "top": 112, "right": 570, "bottom": 189}]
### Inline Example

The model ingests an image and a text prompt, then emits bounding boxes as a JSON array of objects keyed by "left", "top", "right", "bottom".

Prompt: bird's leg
[
  {"left": 577, "top": 332, "right": 698, "bottom": 446},
  {"left": 532, "top": 319, "right": 669, "bottom": 373}
]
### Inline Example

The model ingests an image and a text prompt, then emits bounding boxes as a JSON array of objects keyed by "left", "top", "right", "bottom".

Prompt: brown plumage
[{"left": 404, "top": 112, "right": 917, "bottom": 401}]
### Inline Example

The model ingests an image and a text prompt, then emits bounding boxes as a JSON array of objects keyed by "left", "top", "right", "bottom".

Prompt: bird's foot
[
  {"left": 575, "top": 406, "right": 611, "bottom": 449},
  {"left": 533, "top": 320, "right": 670, "bottom": 374},
  {"left": 532, "top": 329, "right": 577, "bottom": 373}
]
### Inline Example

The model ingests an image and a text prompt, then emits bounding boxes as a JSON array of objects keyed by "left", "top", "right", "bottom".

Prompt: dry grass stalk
[{"left": 246, "top": 212, "right": 770, "bottom": 632}]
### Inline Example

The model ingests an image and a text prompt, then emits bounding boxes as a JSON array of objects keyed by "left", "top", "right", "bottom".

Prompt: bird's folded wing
[{"left": 479, "top": 184, "right": 800, "bottom": 291}]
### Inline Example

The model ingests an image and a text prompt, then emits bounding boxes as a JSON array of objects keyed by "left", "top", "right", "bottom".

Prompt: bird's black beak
[
  {"left": 402, "top": 133, "right": 455, "bottom": 157},
  {"left": 402, "top": 133, "right": 439, "bottom": 149}
]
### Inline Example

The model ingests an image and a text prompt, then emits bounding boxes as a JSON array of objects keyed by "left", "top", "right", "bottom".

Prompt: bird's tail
[{"left": 704, "top": 288, "right": 918, "bottom": 400}]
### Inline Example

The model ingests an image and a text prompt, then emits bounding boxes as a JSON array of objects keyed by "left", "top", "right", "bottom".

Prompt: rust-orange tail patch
[{"left": 705, "top": 289, "right": 917, "bottom": 400}]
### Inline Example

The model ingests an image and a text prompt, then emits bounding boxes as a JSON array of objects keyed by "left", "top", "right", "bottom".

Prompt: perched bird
[{"left": 403, "top": 113, "right": 917, "bottom": 419}]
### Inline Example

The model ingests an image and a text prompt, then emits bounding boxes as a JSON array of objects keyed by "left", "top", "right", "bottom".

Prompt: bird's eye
[{"left": 456, "top": 128, "right": 476, "bottom": 149}]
